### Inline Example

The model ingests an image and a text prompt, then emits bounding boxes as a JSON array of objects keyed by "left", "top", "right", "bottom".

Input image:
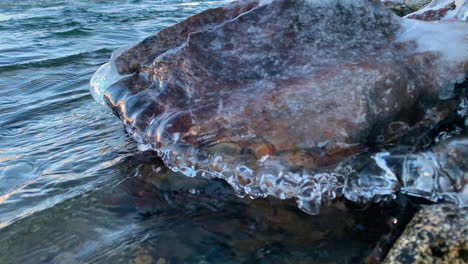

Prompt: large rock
[
  {"left": 90, "top": 0, "right": 468, "bottom": 214},
  {"left": 383, "top": 204, "right": 468, "bottom": 264}
]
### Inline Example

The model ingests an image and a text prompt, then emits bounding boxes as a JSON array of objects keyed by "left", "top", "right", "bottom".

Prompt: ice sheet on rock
[
  {"left": 343, "top": 153, "right": 401, "bottom": 204},
  {"left": 381, "top": 0, "right": 434, "bottom": 16},
  {"left": 90, "top": 0, "right": 468, "bottom": 214},
  {"left": 344, "top": 137, "right": 468, "bottom": 207},
  {"left": 405, "top": 0, "right": 468, "bottom": 20},
  {"left": 396, "top": 18, "right": 468, "bottom": 98}
]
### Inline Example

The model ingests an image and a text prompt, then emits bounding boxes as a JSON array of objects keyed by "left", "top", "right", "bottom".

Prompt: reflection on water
[{"left": 0, "top": 0, "right": 417, "bottom": 263}]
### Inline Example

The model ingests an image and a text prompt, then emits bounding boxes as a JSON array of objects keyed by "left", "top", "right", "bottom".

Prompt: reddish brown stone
[{"left": 91, "top": 0, "right": 468, "bottom": 213}]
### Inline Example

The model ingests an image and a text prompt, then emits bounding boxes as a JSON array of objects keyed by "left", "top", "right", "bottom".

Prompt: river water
[{"left": 0, "top": 1, "right": 414, "bottom": 263}]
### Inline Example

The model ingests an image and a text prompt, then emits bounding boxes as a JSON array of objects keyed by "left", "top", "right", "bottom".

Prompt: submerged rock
[
  {"left": 117, "top": 152, "right": 419, "bottom": 264},
  {"left": 91, "top": 0, "right": 468, "bottom": 214},
  {"left": 383, "top": 204, "right": 468, "bottom": 264}
]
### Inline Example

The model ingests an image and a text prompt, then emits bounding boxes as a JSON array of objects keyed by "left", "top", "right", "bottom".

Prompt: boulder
[
  {"left": 383, "top": 204, "right": 468, "bottom": 264},
  {"left": 91, "top": 0, "right": 468, "bottom": 214}
]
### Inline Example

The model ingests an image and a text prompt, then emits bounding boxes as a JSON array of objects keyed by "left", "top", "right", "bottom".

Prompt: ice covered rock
[
  {"left": 405, "top": 0, "right": 468, "bottom": 20},
  {"left": 91, "top": 0, "right": 468, "bottom": 214}
]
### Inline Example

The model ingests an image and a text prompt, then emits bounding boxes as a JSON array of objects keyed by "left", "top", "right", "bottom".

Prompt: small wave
[
  {"left": 52, "top": 27, "right": 92, "bottom": 37},
  {"left": 0, "top": 93, "right": 92, "bottom": 128},
  {"left": 0, "top": 48, "right": 112, "bottom": 72}
]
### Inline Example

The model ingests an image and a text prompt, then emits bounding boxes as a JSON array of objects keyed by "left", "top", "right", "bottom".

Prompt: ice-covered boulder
[
  {"left": 405, "top": 0, "right": 468, "bottom": 20},
  {"left": 91, "top": 0, "right": 468, "bottom": 214}
]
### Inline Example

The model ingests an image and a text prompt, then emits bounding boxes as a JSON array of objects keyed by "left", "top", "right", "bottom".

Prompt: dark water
[{"left": 0, "top": 1, "right": 410, "bottom": 263}]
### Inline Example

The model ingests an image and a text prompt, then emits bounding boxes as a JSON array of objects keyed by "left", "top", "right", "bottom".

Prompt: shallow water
[{"left": 0, "top": 1, "right": 416, "bottom": 263}]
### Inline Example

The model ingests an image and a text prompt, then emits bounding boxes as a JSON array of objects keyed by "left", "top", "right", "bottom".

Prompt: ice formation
[
  {"left": 405, "top": 0, "right": 468, "bottom": 20},
  {"left": 91, "top": 0, "right": 468, "bottom": 214}
]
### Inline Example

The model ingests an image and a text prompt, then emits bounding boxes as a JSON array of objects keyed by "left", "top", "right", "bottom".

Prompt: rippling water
[{"left": 0, "top": 1, "right": 413, "bottom": 263}]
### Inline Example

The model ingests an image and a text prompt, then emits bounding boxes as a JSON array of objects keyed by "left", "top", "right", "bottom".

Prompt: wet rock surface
[
  {"left": 383, "top": 204, "right": 468, "bottom": 264},
  {"left": 91, "top": 0, "right": 468, "bottom": 214}
]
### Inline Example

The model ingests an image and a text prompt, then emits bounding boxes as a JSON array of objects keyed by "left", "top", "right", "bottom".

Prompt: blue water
[{"left": 0, "top": 1, "right": 402, "bottom": 263}]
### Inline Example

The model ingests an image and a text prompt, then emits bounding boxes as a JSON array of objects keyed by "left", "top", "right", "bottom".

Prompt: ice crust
[
  {"left": 404, "top": 0, "right": 468, "bottom": 20},
  {"left": 90, "top": 0, "right": 468, "bottom": 214}
]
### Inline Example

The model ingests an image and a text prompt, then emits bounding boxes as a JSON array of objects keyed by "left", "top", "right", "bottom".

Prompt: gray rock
[
  {"left": 382, "top": 1, "right": 414, "bottom": 16},
  {"left": 405, "top": 0, "right": 432, "bottom": 10},
  {"left": 381, "top": 0, "right": 431, "bottom": 16},
  {"left": 384, "top": 204, "right": 468, "bottom": 264}
]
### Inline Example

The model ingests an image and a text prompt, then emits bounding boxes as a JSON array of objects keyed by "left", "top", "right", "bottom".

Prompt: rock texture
[
  {"left": 406, "top": 0, "right": 433, "bottom": 10},
  {"left": 91, "top": 0, "right": 468, "bottom": 214},
  {"left": 382, "top": 0, "right": 415, "bottom": 16},
  {"left": 384, "top": 204, "right": 468, "bottom": 264},
  {"left": 382, "top": 0, "right": 431, "bottom": 16}
]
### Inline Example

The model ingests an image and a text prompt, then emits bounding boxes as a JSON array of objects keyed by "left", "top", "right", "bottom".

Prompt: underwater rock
[
  {"left": 118, "top": 153, "right": 419, "bottom": 263},
  {"left": 91, "top": 0, "right": 468, "bottom": 214},
  {"left": 383, "top": 204, "right": 468, "bottom": 264}
]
